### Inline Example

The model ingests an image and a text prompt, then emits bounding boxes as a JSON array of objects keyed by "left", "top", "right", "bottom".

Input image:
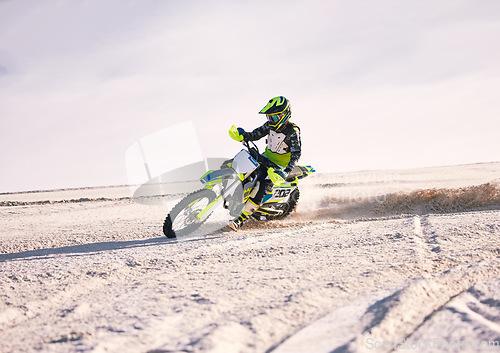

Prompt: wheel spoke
[{"left": 172, "top": 197, "right": 210, "bottom": 231}]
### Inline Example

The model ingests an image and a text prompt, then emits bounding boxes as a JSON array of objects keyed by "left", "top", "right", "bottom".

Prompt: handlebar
[{"left": 243, "top": 140, "right": 262, "bottom": 163}]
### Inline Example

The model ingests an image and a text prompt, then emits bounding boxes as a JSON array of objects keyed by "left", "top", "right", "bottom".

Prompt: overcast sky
[{"left": 1, "top": 0, "right": 499, "bottom": 193}]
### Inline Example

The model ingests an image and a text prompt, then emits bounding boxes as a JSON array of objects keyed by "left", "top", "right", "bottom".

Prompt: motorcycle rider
[{"left": 228, "top": 96, "right": 301, "bottom": 231}]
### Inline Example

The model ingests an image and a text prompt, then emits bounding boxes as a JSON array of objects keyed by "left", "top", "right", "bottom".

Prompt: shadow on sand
[{"left": 0, "top": 234, "right": 222, "bottom": 262}]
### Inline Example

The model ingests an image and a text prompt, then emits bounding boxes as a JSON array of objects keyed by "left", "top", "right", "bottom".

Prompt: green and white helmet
[{"left": 259, "top": 96, "right": 291, "bottom": 130}]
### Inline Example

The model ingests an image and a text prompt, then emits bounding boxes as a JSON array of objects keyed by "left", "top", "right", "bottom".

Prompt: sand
[{"left": 1, "top": 162, "right": 499, "bottom": 352}]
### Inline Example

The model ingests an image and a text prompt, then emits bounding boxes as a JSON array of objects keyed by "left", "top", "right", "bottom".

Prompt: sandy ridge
[{"left": 347, "top": 260, "right": 500, "bottom": 353}]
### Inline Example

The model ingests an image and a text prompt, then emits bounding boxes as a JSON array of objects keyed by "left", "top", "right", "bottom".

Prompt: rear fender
[{"left": 287, "top": 165, "right": 316, "bottom": 182}]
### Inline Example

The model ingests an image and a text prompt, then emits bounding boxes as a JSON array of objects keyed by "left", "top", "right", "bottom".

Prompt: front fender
[{"left": 200, "top": 168, "right": 243, "bottom": 185}]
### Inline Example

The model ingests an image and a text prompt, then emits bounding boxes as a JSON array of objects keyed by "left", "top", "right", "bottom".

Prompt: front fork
[{"left": 196, "top": 177, "right": 242, "bottom": 222}]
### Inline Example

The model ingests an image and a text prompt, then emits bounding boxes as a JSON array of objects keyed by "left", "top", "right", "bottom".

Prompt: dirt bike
[{"left": 162, "top": 127, "right": 315, "bottom": 238}]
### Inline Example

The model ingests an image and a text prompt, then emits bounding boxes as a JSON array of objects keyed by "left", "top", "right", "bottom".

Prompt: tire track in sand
[{"left": 272, "top": 259, "right": 500, "bottom": 353}]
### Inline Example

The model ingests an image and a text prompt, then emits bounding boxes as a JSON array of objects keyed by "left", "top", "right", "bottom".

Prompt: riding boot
[{"left": 228, "top": 199, "right": 258, "bottom": 231}]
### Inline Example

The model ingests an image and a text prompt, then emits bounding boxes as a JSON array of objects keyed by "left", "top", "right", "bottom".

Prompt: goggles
[{"left": 266, "top": 111, "right": 285, "bottom": 123}]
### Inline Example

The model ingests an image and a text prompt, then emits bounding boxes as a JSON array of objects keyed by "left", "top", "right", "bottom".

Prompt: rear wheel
[
  {"left": 255, "top": 189, "right": 300, "bottom": 221},
  {"left": 163, "top": 189, "right": 217, "bottom": 238}
]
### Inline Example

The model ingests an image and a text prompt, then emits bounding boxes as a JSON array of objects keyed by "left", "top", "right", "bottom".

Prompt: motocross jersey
[{"left": 242, "top": 121, "right": 301, "bottom": 170}]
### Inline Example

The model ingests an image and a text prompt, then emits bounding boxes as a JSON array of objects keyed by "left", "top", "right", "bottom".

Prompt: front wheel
[{"left": 163, "top": 189, "right": 217, "bottom": 238}]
